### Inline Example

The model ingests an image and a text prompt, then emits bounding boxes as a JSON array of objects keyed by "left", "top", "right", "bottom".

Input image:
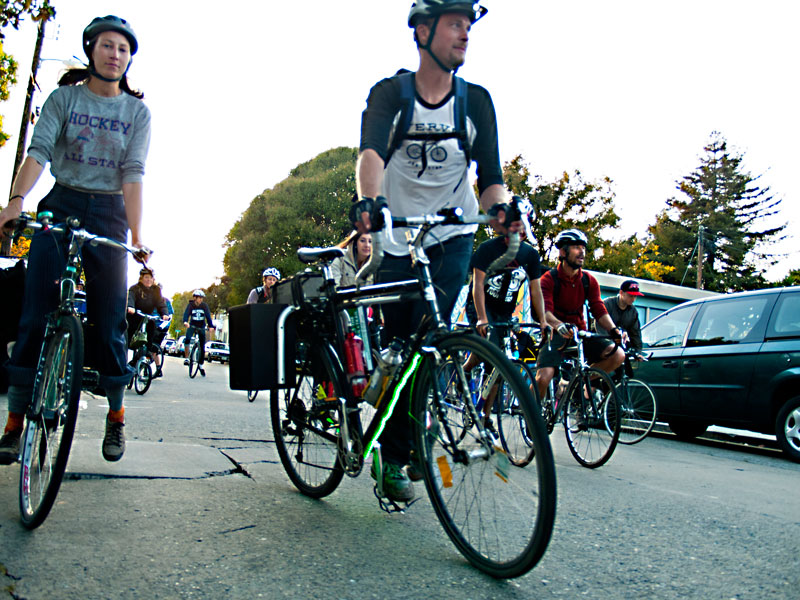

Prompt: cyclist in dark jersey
[{"left": 182, "top": 290, "right": 215, "bottom": 377}]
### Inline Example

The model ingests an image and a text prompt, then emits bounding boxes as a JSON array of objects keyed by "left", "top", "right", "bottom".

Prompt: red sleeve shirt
[{"left": 542, "top": 265, "right": 608, "bottom": 331}]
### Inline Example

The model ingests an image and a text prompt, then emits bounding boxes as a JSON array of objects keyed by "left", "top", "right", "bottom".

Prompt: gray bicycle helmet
[
  {"left": 192, "top": 289, "right": 205, "bottom": 298},
  {"left": 262, "top": 267, "right": 281, "bottom": 279},
  {"left": 554, "top": 229, "right": 589, "bottom": 249},
  {"left": 408, "top": 0, "right": 487, "bottom": 27},
  {"left": 83, "top": 15, "right": 138, "bottom": 56}
]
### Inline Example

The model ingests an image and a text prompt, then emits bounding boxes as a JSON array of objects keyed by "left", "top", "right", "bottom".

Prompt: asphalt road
[{"left": 1, "top": 356, "right": 798, "bottom": 599}]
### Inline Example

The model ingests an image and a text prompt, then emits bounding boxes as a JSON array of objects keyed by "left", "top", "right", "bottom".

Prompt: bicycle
[
  {"left": 10, "top": 212, "right": 149, "bottom": 528},
  {"left": 538, "top": 327, "right": 621, "bottom": 468},
  {"left": 127, "top": 310, "right": 169, "bottom": 395},
  {"left": 265, "top": 202, "right": 556, "bottom": 578},
  {"left": 185, "top": 329, "right": 202, "bottom": 378},
  {"left": 607, "top": 341, "right": 656, "bottom": 445}
]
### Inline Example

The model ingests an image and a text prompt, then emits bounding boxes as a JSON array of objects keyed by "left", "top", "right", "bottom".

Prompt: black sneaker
[
  {"left": 102, "top": 418, "right": 125, "bottom": 462},
  {"left": 371, "top": 461, "right": 415, "bottom": 502},
  {"left": 153, "top": 368, "right": 163, "bottom": 378},
  {"left": 0, "top": 429, "right": 22, "bottom": 465},
  {"left": 183, "top": 359, "right": 190, "bottom": 366},
  {"left": 199, "top": 367, "right": 205, "bottom": 377}
]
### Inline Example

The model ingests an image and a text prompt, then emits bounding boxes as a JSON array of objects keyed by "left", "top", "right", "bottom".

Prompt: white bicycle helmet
[
  {"left": 262, "top": 267, "right": 281, "bottom": 279},
  {"left": 554, "top": 229, "right": 588, "bottom": 249},
  {"left": 192, "top": 289, "right": 205, "bottom": 297}
]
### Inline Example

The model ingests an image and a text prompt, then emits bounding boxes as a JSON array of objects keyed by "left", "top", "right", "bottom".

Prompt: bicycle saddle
[{"left": 297, "top": 247, "right": 345, "bottom": 264}]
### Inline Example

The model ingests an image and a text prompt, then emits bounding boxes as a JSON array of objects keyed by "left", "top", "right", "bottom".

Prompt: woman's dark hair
[{"left": 58, "top": 68, "right": 144, "bottom": 99}]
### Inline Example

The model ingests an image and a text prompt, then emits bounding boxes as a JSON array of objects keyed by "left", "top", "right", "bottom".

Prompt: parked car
[
  {"left": 635, "top": 286, "right": 800, "bottom": 461},
  {"left": 205, "top": 341, "right": 230, "bottom": 364},
  {"left": 162, "top": 338, "right": 177, "bottom": 354},
  {"left": 170, "top": 336, "right": 186, "bottom": 356}
]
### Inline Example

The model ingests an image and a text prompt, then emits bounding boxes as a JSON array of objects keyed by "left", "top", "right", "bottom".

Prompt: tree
[
  {"left": 649, "top": 132, "right": 786, "bottom": 292},
  {"left": 503, "top": 155, "right": 620, "bottom": 268},
  {"left": 0, "top": 1, "right": 55, "bottom": 147},
  {"left": 223, "top": 147, "right": 358, "bottom": 305}
]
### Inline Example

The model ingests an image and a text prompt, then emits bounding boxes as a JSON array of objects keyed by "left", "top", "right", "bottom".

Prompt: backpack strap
[{"left": 385, "top": 72, "right": 471, "bottom": 166}]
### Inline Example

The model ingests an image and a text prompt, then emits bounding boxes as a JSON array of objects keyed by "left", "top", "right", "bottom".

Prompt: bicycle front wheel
[
  {"left": 564, "top": 367, "right": 620, "bottom": 468},
  {"left": 133, "top": 356, "right": 152, "bottom": 395},
  {"left": 188, "top": 344, "right": 200, "bottom": 378},
  {"left": 19, "top": 315, "right": 84, "bottom": 529},
  {"left": 613, "top": 378, "right": 657, "bottom": 444},
  {"left": 413, "top": 333, "right": 556, "bottom": 579},
  {"left": 496, "top": 360, "right": 539, "bottom": 467},
  {"left": 270, "top": 342, "right": 344, "bottom": 498}
]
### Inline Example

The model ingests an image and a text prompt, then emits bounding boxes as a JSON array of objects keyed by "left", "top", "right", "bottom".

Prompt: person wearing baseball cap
[{"left": 597, "top": 279, "right": 644, "bottom": 351}]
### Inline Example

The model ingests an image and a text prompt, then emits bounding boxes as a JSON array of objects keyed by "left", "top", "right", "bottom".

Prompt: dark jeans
[
  {"left": 376, "top": 234, "right": 474, "bottom": 465},
  {"left": 7, "top": 184, "right": 132, "bottom": 413},
  {"left": 185, "top": 326, "right": 207, "bottom": 365}
]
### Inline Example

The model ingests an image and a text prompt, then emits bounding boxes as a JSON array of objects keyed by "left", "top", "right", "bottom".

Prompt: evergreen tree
[{"left": 649, "top": 132, "right": 786, "bottom": 292}]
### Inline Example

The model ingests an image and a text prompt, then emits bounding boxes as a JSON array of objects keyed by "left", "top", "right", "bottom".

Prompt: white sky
[{"left": 1, "top": 0, "right": 797, "bottom": 298}]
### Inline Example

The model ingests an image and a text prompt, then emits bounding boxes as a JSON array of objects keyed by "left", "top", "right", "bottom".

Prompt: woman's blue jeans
[{"left": 7, "top": 183, "right": 132, "bottom": 413}]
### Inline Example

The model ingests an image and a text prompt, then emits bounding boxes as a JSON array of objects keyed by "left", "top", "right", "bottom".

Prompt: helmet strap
[
  {"left": 87, "top": 58, "right": 131, "bottom": 84},
  {"left": 418, "top": 15, "right": 459, "bottom": 74}
]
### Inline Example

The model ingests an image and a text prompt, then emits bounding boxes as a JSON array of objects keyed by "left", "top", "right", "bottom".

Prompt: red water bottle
[{"left": 343, "top": 332, "right": 367, "bottom": 397}]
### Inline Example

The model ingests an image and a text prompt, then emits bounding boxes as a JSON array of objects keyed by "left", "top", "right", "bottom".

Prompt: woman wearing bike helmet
[
  {"left": 247, "top": 267, "right": 281, "bottom": 304},
  {"left": 0, "top": 15, "right": 150, "bottom": 465}
]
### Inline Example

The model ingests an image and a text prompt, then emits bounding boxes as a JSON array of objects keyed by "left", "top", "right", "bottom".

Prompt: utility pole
[
  {"left": 1, "top": 18, "right": 46, "bottom": 256},
  {"left": 696, "top": 225, "right": 704, "bottom": 289}
]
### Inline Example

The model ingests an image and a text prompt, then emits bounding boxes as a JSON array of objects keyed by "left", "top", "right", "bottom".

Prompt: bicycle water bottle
[
  {"left": 362, "top": 338, "right": 404, "bottom": 407},
  {"left": 343, "top": 332, "right": 367, "bottom": 398}
]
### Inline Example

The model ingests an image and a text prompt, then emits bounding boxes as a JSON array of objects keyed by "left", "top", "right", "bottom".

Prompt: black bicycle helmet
[
  {"left": 408, "top": 0, "right": 487, "bottom": 27},
  {"left": 554, "top": 229, "right": 589, "bottom": 249},
  {"left": 139, "top": 266, "right": 154, "bottom": 277},
  {"left": 83, "top": 15, "right": 138, "bottom": 57},
  {"left": 408, "top": 1, "right": 487, "bottom": 74}
]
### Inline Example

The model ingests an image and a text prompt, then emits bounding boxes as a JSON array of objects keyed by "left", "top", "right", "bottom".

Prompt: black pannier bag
[{"left": 228, "top": 303, "right": 296, "bottom": 391}]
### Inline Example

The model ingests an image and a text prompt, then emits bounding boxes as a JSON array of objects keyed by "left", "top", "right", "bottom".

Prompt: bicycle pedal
[{"left": 373, "top": 486, "right": 417, "bottom": 514}]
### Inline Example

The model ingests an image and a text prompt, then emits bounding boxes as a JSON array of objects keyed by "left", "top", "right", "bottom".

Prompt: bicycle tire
[
  {"left": 247, "top": 390, "right": 258, "bottom": 402},
  {"left": 412, "top": 333, "right": 556, "bottom": 578},
  {"left": 189, "top": 344, "right": 200, "bottom": 378},
  {"left": 19, "top": 314, "right": 83, "bottom": 529},
  {"left": 563, "top": 367, "right": 620, "bottom": 468},
  {"left": 133, "top": 356, "right": 152, "bottom": 395},
  {"left": 271, "top": 342, "right": 344, "bottom": 498},
  {"left": 612, "top": 378, "right": 657, "bottom": 445},
  {"left": 496, "top": 360, "right": 538, "bottom": 467}
]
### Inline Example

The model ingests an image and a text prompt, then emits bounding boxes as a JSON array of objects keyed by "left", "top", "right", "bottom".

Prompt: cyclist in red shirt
[{"left": 535, "top": 229, "right": 626, "bottom": 399}]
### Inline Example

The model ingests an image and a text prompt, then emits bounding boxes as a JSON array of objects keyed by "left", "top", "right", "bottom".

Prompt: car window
[
  {"left": 688, "top": 295, "right": 770, "bottom": 347},
  {"left": 642, "top": 304, "right": 697, "bottom": 348},
  {"left": 766, "top": 292, "right": 800, "bottom": 339}
]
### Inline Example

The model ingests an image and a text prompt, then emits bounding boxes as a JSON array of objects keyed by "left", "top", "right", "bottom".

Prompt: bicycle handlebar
[
  {"left": 11, "top": 214, "right": 152, "bottom": 263},
  {"left": 354, "top": 205, "right": 492, "bottom": 286}
]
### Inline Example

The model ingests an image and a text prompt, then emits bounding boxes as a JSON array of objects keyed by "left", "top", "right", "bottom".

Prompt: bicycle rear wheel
[
  {"left": 19, "top": 315, "right": 83, "bottom": 529},
  {"left": 188, "top": 344, "right": 200, "bottom": 378},
  {"left": 612, "top": 378, "right": 656, "bottom": 444},
  {"left": 564, "top": 367, "right": 620, "bottom": 468},
  {"left": 496, "top": 360, "right": 538, "bottom": 467},
  {"left": 412, "top": 333, "right": 556, "bottom": 579},
  {"left": 133, "top": 356, "right": 152, "bottom": 395},
  {"left": 271, "top": 342, "right": 344, "bottom": 498}
]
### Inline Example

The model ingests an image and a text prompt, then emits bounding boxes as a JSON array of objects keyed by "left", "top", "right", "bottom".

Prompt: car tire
[
  {"left": 668, "top": 419, "right": 708, "bottom": 440},
  {"left": 775, "top": 396, "right": 800, "bottom": 463}
]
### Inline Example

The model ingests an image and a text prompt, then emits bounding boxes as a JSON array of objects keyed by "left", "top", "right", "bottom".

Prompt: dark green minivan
[{"left": 635, "top": 286, "right": 800, "bottom": 461}]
